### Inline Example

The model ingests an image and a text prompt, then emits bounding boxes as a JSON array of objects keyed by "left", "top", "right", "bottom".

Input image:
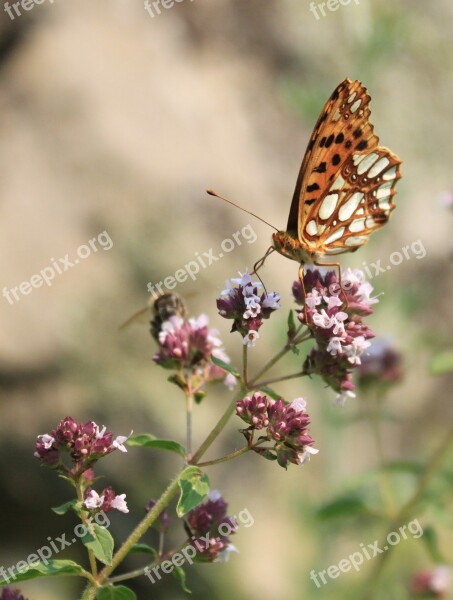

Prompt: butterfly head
[{"left": 272, "top": 231, "right": 319, "bottom": 265}]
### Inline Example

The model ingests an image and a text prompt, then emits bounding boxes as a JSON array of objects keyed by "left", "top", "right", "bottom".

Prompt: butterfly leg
[
  {"left": 298, "top": 263, "right": 310, "bottom": 323},
  {"left": 315, "top": 261, "right": 349, "bottom": 309}
]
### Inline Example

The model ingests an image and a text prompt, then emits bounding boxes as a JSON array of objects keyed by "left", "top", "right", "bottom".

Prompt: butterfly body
[{"left": 271, "top": 78, "right": 402, "bottom": 267}]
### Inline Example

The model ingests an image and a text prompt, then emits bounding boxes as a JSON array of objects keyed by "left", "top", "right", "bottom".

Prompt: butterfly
[{"left": 209, "top": 78, "right": 402, "bottom": 278}]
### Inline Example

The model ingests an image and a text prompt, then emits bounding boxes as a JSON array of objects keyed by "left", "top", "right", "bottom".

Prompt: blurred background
[{"left": 0, "top": 0, "right": 452, "bottom": 598}]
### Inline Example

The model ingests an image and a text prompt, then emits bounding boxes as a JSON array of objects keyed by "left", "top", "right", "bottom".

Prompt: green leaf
[
  {"left": 258, "top": 385, "right": 281, "bottom": 401},
  {"left": 172, "top": 566, "right": 191, "bottom": 594},
  {"left": 52, "top": 499, "right": 79, "bottom": 516},
  {"left": 127, "top": 434, "right": 186, "bottom": 458},
  {"left": 194, "top": 390, "right": 207, "bottom": 404},
  {"left": 129, "top": 544, "right": 158, "bottom": 557},
  {"left": 176, "top": 466, "right": 210, "bottom": 517},
  {"left": 317, "top": 495, "right": 370, "bottom": 521},
  {"left": 287, "top": 309, "right": 297, "bottom": 337},
  {"left": 211, "top": 355, "right": 240, "bottom": 378},
  {"left": 0, "top": 560, "right": 85, "bottom": 585},
  {"left": 97, "top": 585, "right": 137, "bottom": 600},
  {"left": 421, "top": 526, "right": 445, "bottom": 563},
  {"left": 429, "top": 351, "right": 453, "bottom": 375},
  {"left": 82, "top": 524, "right": 114, "bottom": 566}
]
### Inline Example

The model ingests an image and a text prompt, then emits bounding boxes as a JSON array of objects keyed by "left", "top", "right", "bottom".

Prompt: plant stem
[
  {"left": 186, "top": 390, "right": 193, "bottom": 459},
  {"left": 248, "top": 330, "right": 311, "bottom": 387},
  {"left": 190, "top": 388, "right": 246, "bottom": 464},
  {"left": 254, "top": 371, "right": 307, "bottom": 388},
  {"left": 196, "top": 446, "right": 251, "bottom": 467},
  {"left": 243, "top": 344, "right": 248, "bottom": 387},
  {"left": 360, "top": 424, "right": 453, "bottom": 600},
  {"left": 97, "top": 473, "right": 181, "bottom": 584},
  {"left": 76, "top": 482, "right": 98, "bottom": 580}
]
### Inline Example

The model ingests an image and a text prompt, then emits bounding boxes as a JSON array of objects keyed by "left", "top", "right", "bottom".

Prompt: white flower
[
  {"left": 312, "top": 309, "right": 335, "bottom": 329},
  {"left": 224, "top": 373, "right": 237, "bottom": 391},
  {"left": 216, "top": 545, "right": 239, "bottom": 562},
  {"left": 158, "top": 316, "right": 185, "bottom": 343},
  {"left": 300, "top": 446, "right": 319, "bottom": 464},
  {"left": 332, "top": 311, "right": 348, "bottom": 335},
  {"left": 112, "top": 431, "right": 133, "bottom": 453},
  {"left": 346, "top": 336, "right": 371, "bottom": 365},
  {"left": 220, "top": 280, "right": 235, "bottom": 298},
  {"left": 305, "top": 289, "right": 322, "bottom": 310},
  {"left": 324, "top": 295, "right": 343, "bottom": 310},
  {"left": 207, "top": 489, "right": 222, "bottom": 502},
  {"left": 431, "top": 566, "right": 452, "bottom": 592},
  {"left": 93, "top": 423, "right": 107, "bottom": 439},
  {"left": 335, "top": 389, "right": 356, "bottom": 406},
  {"left": 243, "top": 330, "right": 259, "bottom": 347},
  {"left": 290, "top": 397, "right": 307, "bottom": 412},
  {"left": 262, "top": 292, "right": 281, "bottom": 310},
  {"left": 231, "top": 272, "right": 251, "bottom": 286},
  {"left": 327, "top": 336, "right": 344, "bottom": 356},
  {"left": 38, "top": 434, "right": 55, "bottom": 449},
  {"left": 111, "top": 494, "right": 129, "bottom": 514},
  {"left": 85, "top": 490, "right": 104, "bottom": 510}
]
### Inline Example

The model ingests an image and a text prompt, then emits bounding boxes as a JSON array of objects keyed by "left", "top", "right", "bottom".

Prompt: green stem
[
  {"left": 253, "top": 371, "right": 307, "bottom": 389},
  {"left": 243, "top": 344, "right": 248, "bottom": 387},
  {"left": 196, "top": 446, "right": 251, "bottom": 467},
  {"left": 248, "top": 330, "right": 311, "bottom": 387},
  {"left": 97, "top": 474, "right": 181, "bottom": 584},
  {"left": 186, "top": 390, "right": 193, "bottom": 459},
  {"left": 360, "top": 425, "right": 453, "bottom": 600},
  {"left": 190, "top": 387, "right": 246, "bottom": 464},
  {"left": 76, "top": 482, "right": 98, "bottom": 580},
  {"left": 107, "top": 540, "right": 190, "bottom": 585}
]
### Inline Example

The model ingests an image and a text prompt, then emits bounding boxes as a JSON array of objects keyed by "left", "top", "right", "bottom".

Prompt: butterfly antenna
[{"left": 207, "top": 189, "right": 279, "bottom": 232}]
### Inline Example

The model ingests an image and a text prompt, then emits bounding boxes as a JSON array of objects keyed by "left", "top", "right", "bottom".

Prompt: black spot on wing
[
  {"left": 314, "top": 162, "right": 327, "bottom": 173},
  {"left": 305, "top": 199, "right": 316, "bottom": 206},
  {"left": 332, "top": 154, "right": 341, "bottom": 166},
  {"left": 335, "top": 133, "right": 344, "bottom": 144},
  {"left": 307, "top": 183, "right": 320, "bottom": 192},
  {"left": 325, "top": 134, "right": 335, "bottom": 148},
  {"left": 320, "top": 136, "right": 327, "bottom": 148},
  {"left": 353, "top": 128, "right": 362, "bottom": 138},
  {"left": 345, "top": 141, "right": 352, "bottom": 149},
  {"left": 356, "top": 140, "right": 368, "bottom": 151}
]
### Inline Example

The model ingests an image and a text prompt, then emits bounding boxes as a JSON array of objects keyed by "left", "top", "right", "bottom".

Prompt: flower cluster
[
  {"left": 217, "top": 272, "right": 281, "bottom": 347},
  {"left": 236, "top": 392, "right": 318, "bottom": 468},
  {"left": 410, "top": 565, "right": 452, "bottom": 598},
  {"left": 294, "top": 268, "right": 377, "bottom": 404},
  {"left": 153, "top": 313, "right": 236, "bottom": 390},
  {"left": 357, "top": 337, "right": 403, "bottom": 389},
  {"left": 0, "top": 590, "right": 28, "bottom": 600},
  {"left": 84, "top": 487, "right": 129, "bottom": 514},
  {"left": 34, "top": 417, "right": 130, "bottom": 480},
  {"left": 185, "top": 491, "right": 237, "bottom": 562}
]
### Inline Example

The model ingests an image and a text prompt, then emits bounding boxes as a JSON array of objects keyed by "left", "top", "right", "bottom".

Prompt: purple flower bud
[
  {"left": 185, "top": 491, "right": 237, "bottom": 562},
  {"left": 0, "top": 589, "right": 28, "bottom": 600},
  {"left": 217, "top": 272, "right": 280, "bottom": 347},
  {"left": 236, "top": 392, "right": 270, "bottom": 429}
]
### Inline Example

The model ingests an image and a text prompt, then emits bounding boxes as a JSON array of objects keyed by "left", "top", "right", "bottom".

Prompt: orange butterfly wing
[{"left": 287, "top": 79, "right": 401, "bottom": 257}]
